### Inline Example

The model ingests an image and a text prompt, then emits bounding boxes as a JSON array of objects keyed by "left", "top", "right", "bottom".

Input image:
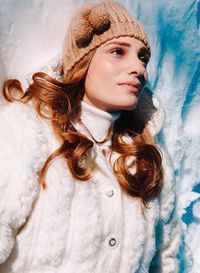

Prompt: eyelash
[
  {"left": 110, "top": 47, "right": 149, "bottom": 64},
  {"left": 110, "top": 47, "right": 124, "bottom": 56},
  {"left": 138, "top": 54, "right": 149, "bottom": 64}
]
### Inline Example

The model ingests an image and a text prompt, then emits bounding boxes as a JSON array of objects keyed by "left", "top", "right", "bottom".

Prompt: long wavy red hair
[{"left": 3, "top": 49, "right": 163, "bottom": 206}]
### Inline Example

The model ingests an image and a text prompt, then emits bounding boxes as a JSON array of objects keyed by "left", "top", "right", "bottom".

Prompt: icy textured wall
[{"left": 0, "top": 0, "right": 199, "bottom": 272}]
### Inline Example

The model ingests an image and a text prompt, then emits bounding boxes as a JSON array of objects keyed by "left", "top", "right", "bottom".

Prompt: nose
[
  {"left": 127, "top": 57, "right": 147, "bottom": 88},
  {"left": 127, "top": 57, "right": 146, "bottom": 77}
]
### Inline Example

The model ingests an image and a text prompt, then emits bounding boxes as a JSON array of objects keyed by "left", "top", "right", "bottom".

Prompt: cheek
[
  {"left": 85, "top": 59, "right": 116, "bottom": 93},
  {"left": 96, "top": 63, "right": 111, "bottom": 82}
]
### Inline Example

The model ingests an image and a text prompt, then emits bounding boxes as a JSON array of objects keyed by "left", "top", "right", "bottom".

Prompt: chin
[
  {"left": 110, "top": 103, "right": 137, "bottom": 112},
  {"left": 105, "top": 97, "right": 138, "bottom": 112},
  {"left": 118, "top": 100, "right": 138, "bottom": 111}
]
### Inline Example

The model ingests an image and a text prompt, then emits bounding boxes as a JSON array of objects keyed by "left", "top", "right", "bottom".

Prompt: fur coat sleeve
[{"left": 0, "top": 102, "right": 48, "bottom": 264}]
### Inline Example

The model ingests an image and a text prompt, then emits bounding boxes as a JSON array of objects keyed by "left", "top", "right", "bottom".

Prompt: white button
[
  {"left": 109, "top": 238, "right": 116, "bottom": 246},
  {"left": 106, "top": 190, "right": 114, "bottom": 197}
]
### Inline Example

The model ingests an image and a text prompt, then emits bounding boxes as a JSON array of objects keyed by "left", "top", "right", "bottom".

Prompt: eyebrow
[{"left": 104, "top": 41, "right": 131, "bottom": 47}]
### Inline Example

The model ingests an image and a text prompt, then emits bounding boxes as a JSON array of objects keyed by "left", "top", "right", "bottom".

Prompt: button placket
[{"left": 94, "top": 152, "right": 122, "bottom": 252}]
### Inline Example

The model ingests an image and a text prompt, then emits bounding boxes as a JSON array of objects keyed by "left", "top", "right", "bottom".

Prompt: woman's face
[{"left": 83, "top": 36, "right": 150, "bottom": 112}]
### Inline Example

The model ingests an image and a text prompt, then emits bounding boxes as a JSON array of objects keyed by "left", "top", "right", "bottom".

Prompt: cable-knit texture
[{"left": 0, "top": 100, "right": 181, "bottom": 273}]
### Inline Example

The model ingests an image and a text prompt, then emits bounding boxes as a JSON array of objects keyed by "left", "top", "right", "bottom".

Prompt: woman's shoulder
[
  {"left": 0, "top": 101, "right": 49, "bottom": 142},
  {"left": 0, "top": 101, "right": 43, "bottom": 127},
  {"left": 0, "top": 101, "right": 49, "bottom": 163}
]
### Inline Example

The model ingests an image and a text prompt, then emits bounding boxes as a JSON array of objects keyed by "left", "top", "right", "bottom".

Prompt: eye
[
  {"left": 138, "top": 53, "right": 149, "bottom": 65},
  {"left": 110, "top": 47, "right": 124, "bottom": 56}
]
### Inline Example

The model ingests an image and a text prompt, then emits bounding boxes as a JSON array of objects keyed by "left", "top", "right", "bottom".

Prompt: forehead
[{"left": 102, "top": 36, "right": 146, "bottom": 49}]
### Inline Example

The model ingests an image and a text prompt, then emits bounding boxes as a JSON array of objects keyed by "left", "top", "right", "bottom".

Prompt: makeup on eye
[
  {"left": 139, "top": 54, "right": 149, "bottom": 65},
  {"left": 138, "top": 47, "right": 150, "bottom": 64},
  {"left": 109, "top": 46, "right": 150, "bottom": 64},
  {"left": 110, "top": 47, "right": 149, "bottom": 65},
  {"left": 110, "top": 47, "right": 125, "bottom": 55}
]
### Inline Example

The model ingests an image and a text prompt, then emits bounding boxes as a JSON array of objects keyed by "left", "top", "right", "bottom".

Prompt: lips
[{"left": 118, "top": 81, "right": 141, "bottom": 92}]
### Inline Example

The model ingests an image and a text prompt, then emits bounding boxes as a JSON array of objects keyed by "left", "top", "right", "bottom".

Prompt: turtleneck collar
[{"left": 79, "top": 101, "right": 121, "bottom": 142}]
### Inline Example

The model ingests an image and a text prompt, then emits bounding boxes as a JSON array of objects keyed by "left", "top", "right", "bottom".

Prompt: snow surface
[{"left": 0, "top": 0, "right": 199, "bottom": 272}]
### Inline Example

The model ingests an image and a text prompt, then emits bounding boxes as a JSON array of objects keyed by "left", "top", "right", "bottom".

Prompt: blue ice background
[
  {"left": 0, "top": 0, "right": 199, "bottom": 272},
  {"left": 126, "top": 0, "right": 199, "bottom": 272}
]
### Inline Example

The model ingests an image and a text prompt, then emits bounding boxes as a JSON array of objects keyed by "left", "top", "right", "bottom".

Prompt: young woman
[{"left": 0, "top": 1, "right": 181, "bottom": 272}]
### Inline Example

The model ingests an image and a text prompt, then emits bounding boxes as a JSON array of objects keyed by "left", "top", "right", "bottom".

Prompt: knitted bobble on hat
[
  {"left": 88, "top": 4, "right": 110, "bottom": 34},
  {"left": 74, "top": 3, "right": 110, "bottom": 48},
  {"left": 73, "top": 4, "right": 94, "bottom": 48}
]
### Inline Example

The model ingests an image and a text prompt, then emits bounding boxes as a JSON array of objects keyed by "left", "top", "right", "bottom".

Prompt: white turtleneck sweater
[
  {"left": 0, "top": 100, "right": 181, "bottom": 273},
  {"left": 80, "top": 101, "right": 121, "bottom": 142}
]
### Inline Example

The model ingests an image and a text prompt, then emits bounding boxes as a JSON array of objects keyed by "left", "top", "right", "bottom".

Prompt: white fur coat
[{"left": 0, "top": 100, "right": 181, "bottom": 273}]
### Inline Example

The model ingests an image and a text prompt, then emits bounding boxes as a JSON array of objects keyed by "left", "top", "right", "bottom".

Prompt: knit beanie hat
[{"left": 61, "top": 0, "right": 150, "bottom": 75}]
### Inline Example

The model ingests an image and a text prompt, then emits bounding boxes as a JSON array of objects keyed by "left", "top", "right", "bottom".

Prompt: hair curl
[{"left": 3, "top": 49, "right": 163, "bottom": 206}]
